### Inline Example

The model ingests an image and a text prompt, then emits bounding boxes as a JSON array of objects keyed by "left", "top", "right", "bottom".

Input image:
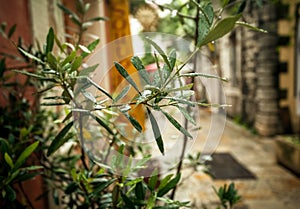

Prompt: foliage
[
  {"left": 213, "top": 183, "right": 241, "bottom": 209},
  {"left": 0, "top": 0, "right": 256, "bottom": 208}
]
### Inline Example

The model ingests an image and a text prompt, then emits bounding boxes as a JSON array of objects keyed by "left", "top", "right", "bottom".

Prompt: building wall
[
  {"left": 221, "top": 1, "right": 281, "bottom": 136},
  {"left": 278, "top": 0, "right": 299, "bottom": 134}
]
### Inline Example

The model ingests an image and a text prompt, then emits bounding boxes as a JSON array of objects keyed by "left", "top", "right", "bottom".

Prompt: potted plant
[
  {"left": 275, "top": 135, "right": 300, "bottom": 175},
  {"left": 0, "top": 0, "right": 260, "bottom": 208}
]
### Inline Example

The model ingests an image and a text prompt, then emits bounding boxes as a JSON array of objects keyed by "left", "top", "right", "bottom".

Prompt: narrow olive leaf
[
  {"left": 158, "top": 174, "right": 173, "bottom": 190},
  {"left": 61, "top": 51, "right": 76, "bottom": 67},
  {"left": 148, "top": 169, "right": 159, "bottom": 191},
  {"left": 167, "top": 83, "right": 193, "bottom": 93},
  {"left": 6, "top": 185, "right": 16, "bottom": 201},
  {"left": 4, "top": 153, "right": 14, "bottom": 169},
  {"left": 157, "top": 173, "right": 181, "bottom": 197},
  {"left": 236, "top": 0, "right": 247, "bottom": 14},
  {"left": 120, "top": 111, "right": 142, "bottom": 132},
  {"left": 180, "top": 72, "right": 228, "bottom": 82},
  {"left": 41, "top": 102, "right": 67, "bottom": 106},
  {"left": 0, "top": 22, "right": 6, "bottom": 35},
  {"left": 177, "top": 105, "right": 196, "bottom": 125},
  {"left": 8, "top": 24, "right": 16, "bottom": 39},
  {"left": 0, "top": 58, "right": 6, "bottom": 77},
  {"left": 71, "top": 56, "right": 82, "bottom": 72},
  {"left": 168, "top": 49, "right": 176, "bottom": 71},
  {"left": 47, "top": 121, "right": 74, "bottom": 156},
  {"left": 92, "top": 178, "right": 116, "bottom": 195},
  {"left": 197, "top": 3, "right": 214, "bottom": 45},
  {"left": 90, "top": 113, "right": 114, "bottom": 135},
  {"left": 121, "top": 192, "right": 136, "bottom": 208},
  {"left": 146, "top": 192, "right": 157, "bottom": 209},
  {"left": 82, "top": 90, "right": 96, "bottom": 103},
  {"left": 14, "top": 141, "right": 40, "bottom": 169},
  {"left": 78, "top": 44, "right": 91, "bottom": 54},
  {"left": 147, "top": 108, "right": 164, "bottom": 155},
  {"left": 114, "top": 61, "right": 141, "bottom": 95},
  {"left": 161, "top": 109, "right": 192, "bottom": 138},
  {"left": 145, "top": 37, "right": 172, "bottom": 70},
  {"left": 57, "top": 3, "right": 81, "bottom": 26},
  {"left": 46, "top": 27, "right": 54, "bottom": 54},
  {"left": 135, "top": 181, "right": 146, "bottom": 200},
  {"left": 18, "top": 47, "right": 44, "bottom": 64},
  {"left": 131, "top": 56, "right": 151, "bottom": 84},
  {"left": 88, "top": 16, "right": 109, "bottom": 22},
  {"left": 236, "top": 21, "right": 268, "bottom": 33},
  {"left": 222, "top": 0, "right": 230, "bottom": 7},
  {"left": 199, "top": 14, "right": 242, "bottom": 46},
  {"left": 79, "top": 64, "right": 98, "bottom": 76},
  {"left": 82, "top": 39, "right": 100, "bottom": 58},
  {"left": 47, "top": 52, "right": 57, "bottom": 70},
  {"left": 86, "top": 77, "right": 112, "bottom": 99},
  {"left": 113, "top": 85, "right": 130, "bottom": 102},
  {"left": 166, "top": 96, "right": 196, "bottom": 106}
]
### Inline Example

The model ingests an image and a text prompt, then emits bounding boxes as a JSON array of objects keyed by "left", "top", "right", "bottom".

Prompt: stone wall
[{"left": 223, "top": 2, "right": 281, "bottom": 136}]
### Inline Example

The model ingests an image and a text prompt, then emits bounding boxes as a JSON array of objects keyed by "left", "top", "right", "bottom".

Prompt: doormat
[{"left": 205, "top": 153, "right": 256, "bottom": 180}]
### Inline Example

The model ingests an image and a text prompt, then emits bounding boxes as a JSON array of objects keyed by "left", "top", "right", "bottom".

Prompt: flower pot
[{"left": 275, "top": 136, "right": 300, "bottom": 176}]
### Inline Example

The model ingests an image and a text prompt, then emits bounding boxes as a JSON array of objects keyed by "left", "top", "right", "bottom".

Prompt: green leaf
[
  {"left": 168, "top": 49, "right": 176, "bottom": 71},
  {"left": 161, "top": 109, "right": 192, "bottom": 138},
  {"left": 16, "top": 171, "right": 42, "bottom": 182},
  {"left": 135, "top": 181, "right": 145, "bottom": 200},
  {"left": 90, "top": 113, "right": 114, "bottom": 135},
  {"left": 47, "top": 52, "right": 57, "bottom": 70},
  {"left": 148, "top": 169, "right": 158, "bottom": 191},
  {"left": 78, "top": 44, "right": 91, "bottom": 54},
  {"left": 92, "top": 178, "right": 116, "bottom": 194},
  {"left": 18, "top": 47, "right": 44, "bottom": 64},
  {"left": 65, "top": 182, "right": 78, "bottom": 194},
  {"left": 146, "top": 192, "right": 157, "bottom": 209},
  {"left": 87, "top": 16, "right": 109, "bottom": 22},
  {"left": 0, "top": 58, "right": 6, "bottom": 77},
  {"left": 79, "top": 64, "right": 99, "bottom": 76},
  {"left": 222, "top": 0, "right": 230, "bottom": 7},
  {"left": 114, "top": 62, "right": 141, "bottom": 95},
  {"left": 14, "top": 70, "right": 56, "bottom": 82},
  {"left": 82, "top": 39, "right": 100, "bottom": 58},
  {"left": 177, "top": 105, "right": 196, "bottom": 125},
  {"left": 57, "top": 3, "right": 81, "bottom": 26},
  {"left": 5, "top": 185, "right": 16, "bottom": 201},
  {"left": 82, "top": 90, "right": 96, "bottom": 103},
  {"left": 146, "top": 37, "right": 172, "bottom": 70},
  {"left": 147, "top": 108, "right": 164, "bottom": 155},
  {"left": 61, "top": 51, "right": 76, "bottom": 67},
  {"left": 236, "top": 21, "right": 268, "bottom": 33},
  {"left": 8, "top": 24, "right": 16, "bottom": 39},
  {"left": 199, "top": 14, "right": 242, "bottom": 46},
  {"left": 197, "top": 3, "right": 214, "bottom": 45},
  {"left": 120, "top": 111, "right": 143, "bottom": 132},
  {"left": 158, "top": 174, "right": 173, "bottom": 190},
  {"left": 14, "top": 141, "right": 39, "bottom": 169},
  {"left": 86, "top": 77, "right": 112, "bottom": 99},
  {"left": 157, "top": 173, "right": 181, "bottom": 197},
  {"left": 121, "top": 192, "right": 136, "bottom": 208},
  {"left": 4, "top": 152, "right": 14, "bottom": 169},
  {"left": 71, "top": 56, "right": 82, "bottom": 72},
  {"left": 131, "top": 56, "right": 151, "bottom": 84},
  {"left": 113, "top": 85, "right": 130, "bottom": 102},
  {"left": 180, "top": 72, "right": 228, "bottom": 81},
  {"left": 46, "top": 27, "right": 54, "bottom": 54},
  {"left": 47, "top": 121, "right": 74, "bottom": 156},
  {"left": 167, "top": 83, "right": 193, "bottom": 93}
]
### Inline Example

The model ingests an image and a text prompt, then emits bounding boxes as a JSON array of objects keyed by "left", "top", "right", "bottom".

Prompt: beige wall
[{"left": 278, "top": 0, "right": 299, "bottom": 132}]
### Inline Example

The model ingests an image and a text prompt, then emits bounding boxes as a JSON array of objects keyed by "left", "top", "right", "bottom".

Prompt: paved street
[{"left": 175, "top": 110, "right": 300, "bottom": 209}]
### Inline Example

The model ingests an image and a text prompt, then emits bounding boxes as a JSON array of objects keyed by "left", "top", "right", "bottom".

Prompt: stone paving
[{"left": 174, "top": 110, "right": 300, "bottom": 209}]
